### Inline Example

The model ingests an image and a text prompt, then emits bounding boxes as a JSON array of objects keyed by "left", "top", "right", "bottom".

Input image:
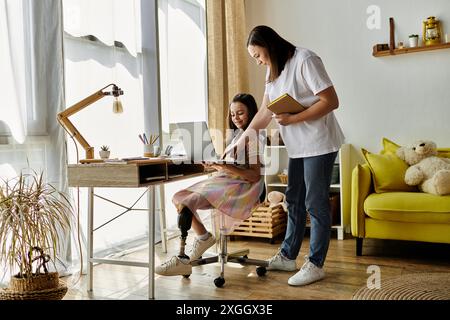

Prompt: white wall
[{"left": 245, "top": 0, "right": 450, "bottom": 165}]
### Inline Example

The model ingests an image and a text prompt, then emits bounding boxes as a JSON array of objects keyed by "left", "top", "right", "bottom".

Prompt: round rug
[{"left": 352, "top": 272, "right": 450, "bottom": 300}]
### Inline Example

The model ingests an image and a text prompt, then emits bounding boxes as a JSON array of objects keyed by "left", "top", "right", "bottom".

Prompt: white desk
[{"left": 67, "top": 159, "right": 207, "bottom": 299}]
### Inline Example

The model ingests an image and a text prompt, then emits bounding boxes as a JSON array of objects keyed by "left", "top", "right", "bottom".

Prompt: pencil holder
[{"left": 144, "top": 144, "right": 153, "bottom": 157}]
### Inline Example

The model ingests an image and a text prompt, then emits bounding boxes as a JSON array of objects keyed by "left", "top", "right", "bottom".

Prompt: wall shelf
[{"left": 373, "top": 42, "right": 450, "bottom": 57}]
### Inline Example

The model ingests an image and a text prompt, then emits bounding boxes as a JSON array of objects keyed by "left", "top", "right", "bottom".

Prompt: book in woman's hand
[{"left": 267, "top": 93, "right": 306, "bottom": 114}]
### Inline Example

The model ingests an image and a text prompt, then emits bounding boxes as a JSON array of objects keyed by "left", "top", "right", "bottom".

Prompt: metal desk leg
[
  {"left": 87, "top": 187, "right": 94, "bottom": 292},
  {"left": 148, "top": 185, "right": 155, "bottom": 300},
  {"left": 158, "top": 185, "right": 168, "bottom": 253}
]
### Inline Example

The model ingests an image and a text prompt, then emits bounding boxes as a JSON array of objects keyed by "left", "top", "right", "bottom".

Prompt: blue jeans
[{"left": 280, "top": 151, "right": 338, "bottom": 268}]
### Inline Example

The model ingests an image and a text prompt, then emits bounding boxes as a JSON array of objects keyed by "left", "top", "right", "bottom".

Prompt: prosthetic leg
[
  {"left": 155, "top": 206, "right": 193, "bottom": 277},
  {"left": 177, "top": 206, "right": 193, "bottom": 260}
]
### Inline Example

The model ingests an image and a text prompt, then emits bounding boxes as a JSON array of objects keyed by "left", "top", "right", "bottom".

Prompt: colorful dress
[{"left": 172, "top": 130, "right": 264, "bottom": 234}]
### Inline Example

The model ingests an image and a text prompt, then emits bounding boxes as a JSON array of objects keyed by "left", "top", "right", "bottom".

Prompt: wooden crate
[{"left": 231, "top": 203, "right": 287, "bottom": 240}]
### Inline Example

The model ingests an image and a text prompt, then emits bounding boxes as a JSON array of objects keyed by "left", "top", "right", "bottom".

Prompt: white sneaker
[
  {"left": 288, "top": 256, "right": 325, "bottom": 286},
  {"left": 155, "top": 256, "right": 192, "bottom": 276},
  {"left": 266, "top": 249, "right": 297, "bottom": 271},
  {"left": 189, "top": 232, "right": 216, "bottom": 261}
]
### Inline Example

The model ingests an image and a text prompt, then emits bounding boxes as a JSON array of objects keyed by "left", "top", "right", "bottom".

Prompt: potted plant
[
  {"left": 99, "top": 145, "right": 110, "bottom": 159},
  {"left": 409, "top": 34, "right": 419, "bottom": 47},
  {"left": 0, "top": 171, "right": 73, "bottom": 300}
]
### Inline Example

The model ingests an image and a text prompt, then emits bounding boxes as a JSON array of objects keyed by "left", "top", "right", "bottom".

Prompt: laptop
[{"left": 172, "top": 121, "right": 233, "bottom": 164}]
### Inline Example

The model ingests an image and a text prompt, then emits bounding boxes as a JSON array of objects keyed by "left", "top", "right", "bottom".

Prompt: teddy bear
[
  {"left": 396, "top": 140, "right": 450, "bottom": 196},
  {"left": 267, "top": 191, "right": 287, "bottom": 211}
]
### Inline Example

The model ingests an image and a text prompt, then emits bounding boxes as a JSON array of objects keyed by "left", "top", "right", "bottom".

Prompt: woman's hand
[{"left": 274, "top": 113, "right": 296, "bottom": 126}]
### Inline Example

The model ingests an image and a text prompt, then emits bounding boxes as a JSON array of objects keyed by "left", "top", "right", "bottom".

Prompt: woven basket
[
  {"left": 9, "top": 272, "right": 59, "bottom": 292},
  {"left": 0, "top": 272, "right": 67, "bottom": 300},
  {"left": 0, "top": 280, "right": 67, "bottom": 300},
  {"left": 278, "top": 174, "right": 288, "bottom": 184}
]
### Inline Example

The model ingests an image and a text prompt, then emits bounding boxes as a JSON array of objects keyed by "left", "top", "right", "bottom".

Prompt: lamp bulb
[{"left": 113, "top": 98, "right": 123, "bottom": 114}]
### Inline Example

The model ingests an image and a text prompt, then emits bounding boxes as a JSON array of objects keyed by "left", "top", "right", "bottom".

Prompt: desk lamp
[{"left": 57, "top": 84, "right": 124, "bottom": 162}]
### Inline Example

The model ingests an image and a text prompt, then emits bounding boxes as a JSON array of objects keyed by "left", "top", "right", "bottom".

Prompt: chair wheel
[
  {"left": 256, "top": 266, "right": 267, "bottom": 277},
  {"left": 183, "top": 274, "right": 191, "bottom": 278},
  {"left": 239, "top": 255, "right": 249, "bottom": 266},
  {"left": 214, "top": 277, "right": 225, "bottom": 287}
]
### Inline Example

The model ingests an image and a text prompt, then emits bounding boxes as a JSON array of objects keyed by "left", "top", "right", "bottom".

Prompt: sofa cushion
[
  {"left": 382, "top": 138, "right": 401, "bottom": 154},
  {"left": 364, "top": 192, "right": 450, "bottom": 224},
  {"left": 382, "top": 137, "right": 450, "bottom": 158},
  {"left": 362, "top": 149, "right": 417, "bottom": 193}
]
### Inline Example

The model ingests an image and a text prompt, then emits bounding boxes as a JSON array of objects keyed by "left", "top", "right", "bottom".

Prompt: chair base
[{"left": 190, "top": 247, "right": 269, "bottom": 288}]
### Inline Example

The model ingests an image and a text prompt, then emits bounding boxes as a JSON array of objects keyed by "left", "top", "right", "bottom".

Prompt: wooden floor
[{"left": 63, "top": 232, "right": 450, "bottom": 300}]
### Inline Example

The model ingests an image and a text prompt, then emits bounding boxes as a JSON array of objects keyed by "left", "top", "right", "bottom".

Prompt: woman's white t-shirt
[{"left": 265, "top": 47, "right": 345, "bottom": 158}]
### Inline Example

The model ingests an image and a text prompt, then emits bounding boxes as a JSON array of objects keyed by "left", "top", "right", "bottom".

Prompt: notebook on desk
[{"left": 173, "top": 121, "right": 234, "bottom": 164}]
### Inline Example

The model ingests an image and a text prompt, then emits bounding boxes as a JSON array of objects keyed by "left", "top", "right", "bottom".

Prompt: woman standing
[{"left": 229, "top": 25, "right": 345, "bottom": 286}]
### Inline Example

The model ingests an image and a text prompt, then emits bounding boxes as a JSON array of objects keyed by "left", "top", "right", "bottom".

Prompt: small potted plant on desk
[
  {"left": 99, "top": 145, "right": 111, "bottom": 159},
  {"left": 0, "top": 171, "right": 74, "bottom": 300}
]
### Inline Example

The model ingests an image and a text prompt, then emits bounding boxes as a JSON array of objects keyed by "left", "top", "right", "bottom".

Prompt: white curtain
[
  {"left": 0, "top": 0, "right": 68, "bottom": 285},
  {"left": 63, "top": 0, "right": 142, "bottom": 57},
  {"left": 0, "top": 0, "right": 27, "bottom": 143}
]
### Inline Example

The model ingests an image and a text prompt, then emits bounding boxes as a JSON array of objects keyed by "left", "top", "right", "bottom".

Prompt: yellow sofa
[{"left": 351, "top": 163, "right": 450, "bottom": 256}]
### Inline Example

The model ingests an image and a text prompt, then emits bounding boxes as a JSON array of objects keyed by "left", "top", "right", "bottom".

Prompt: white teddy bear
[
  {"left": 267, "top": 191, "right": 287, "bottom": 211},
  {"left": 396, "top": 140, "right": 450, "bottom": 196}
]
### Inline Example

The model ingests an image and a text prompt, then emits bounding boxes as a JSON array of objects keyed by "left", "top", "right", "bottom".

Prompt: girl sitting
[{"left": 156, "top": 93, "right": 265, "bottom": 276}]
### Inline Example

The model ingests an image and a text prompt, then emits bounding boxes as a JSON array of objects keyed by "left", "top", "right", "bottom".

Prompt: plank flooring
[{"left": 63, "top": 233, "right": 450, "bottom": 300}]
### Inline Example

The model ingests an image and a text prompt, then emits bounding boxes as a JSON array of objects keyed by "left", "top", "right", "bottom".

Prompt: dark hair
[
  {"left": 247, "top": 25, "right": 296, "bottom": 82},
  {"left": 228, "top": 93, "right": 258, "bottom": 131}
]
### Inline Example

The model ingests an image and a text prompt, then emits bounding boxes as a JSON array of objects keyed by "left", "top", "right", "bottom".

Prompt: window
[
  {"left": 158, "top": 0, "right": 209, "bottom": 233},
  {"left": 61, "top": 0, "right": 209, "bottom": 252},
  {"left": 158, "top": 0, "right": 207, "bottom": 132},
  {"left": 63, "top": 0, "right": 155, "bottom": 255}
]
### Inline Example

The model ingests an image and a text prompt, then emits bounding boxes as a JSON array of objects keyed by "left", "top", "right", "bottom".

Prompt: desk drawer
[{"left": 68, "top": 164, "right": 140, "bottom": 188}]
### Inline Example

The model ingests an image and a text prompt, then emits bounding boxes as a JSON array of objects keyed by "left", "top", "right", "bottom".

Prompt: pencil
[{"left": 143, "top": 133, "right": 149, "bottom": 144}]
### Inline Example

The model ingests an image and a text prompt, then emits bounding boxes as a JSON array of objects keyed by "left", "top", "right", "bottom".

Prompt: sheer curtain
[
  {"left": 63, "top": 0, "right": 141, "bottom": 57},
  {"left": 0, "top": 0, "right": 68, "bottom": 285},
  {"left": 206, "top": 0, "right": 249, "bottom": 153},
  {"left": 0, "top": 0, "right": 27, "bottom": 144}
]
